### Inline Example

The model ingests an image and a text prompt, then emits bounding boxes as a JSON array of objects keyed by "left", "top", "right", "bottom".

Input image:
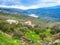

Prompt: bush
[
  {"left": 25, "top": 31, "right": 40, "bottom": 41},
  {"left": 0, "top": 31, "right": 22, "bottom": 45}
]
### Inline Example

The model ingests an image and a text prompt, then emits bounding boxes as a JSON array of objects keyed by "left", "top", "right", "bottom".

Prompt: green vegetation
[
  {"left": 25, "top": 31, "right": 40, "bottom": 41},
  {"left": 0, "top": 31, "right": 22, "bottom": 45},
  {"left": 0, "top": 12, "right": 60, "bottom": 45},
  {"left": 44, "top": 28, "right": 51, "bottom": 36}
]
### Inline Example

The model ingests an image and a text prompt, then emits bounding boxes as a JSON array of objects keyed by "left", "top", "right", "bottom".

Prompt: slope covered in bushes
[
  {"left": 0, "top": 12, "right": 60, "bottom": 45},
  {"left": 0, "top": 31, "right": 22, "bottom": 45}
]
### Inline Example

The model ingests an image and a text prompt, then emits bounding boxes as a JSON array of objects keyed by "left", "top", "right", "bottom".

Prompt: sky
[{"left": 0, "top": 0, "right": 60, "bottom": 10}]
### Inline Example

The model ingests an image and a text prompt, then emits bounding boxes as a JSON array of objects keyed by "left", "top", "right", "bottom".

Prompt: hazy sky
[{"left": 0, "top": 0, "right": 60, "bottom": 10}]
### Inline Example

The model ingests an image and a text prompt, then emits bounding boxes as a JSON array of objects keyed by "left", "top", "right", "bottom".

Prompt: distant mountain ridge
[
  {"left": 0, "top": 5, "right": 60, "bottom": 21},
  {"left": 23, "top": 6, "right": 60, "bottom": 18}
]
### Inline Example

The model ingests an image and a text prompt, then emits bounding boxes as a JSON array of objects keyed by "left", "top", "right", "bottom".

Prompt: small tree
[{"left": 44, "top": 28, "right": 51, "bottom": 37}]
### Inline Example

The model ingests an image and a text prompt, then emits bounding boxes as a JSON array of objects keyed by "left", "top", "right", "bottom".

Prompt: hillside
[
  {"left": 0, "top": 11, "right": 54, "bottom": 26},
  {"left": 0, "top": 12, "right": 60, "bottom": 45},
  {"left": 0, "top": 31, "right": 22, "bottom": 45}
]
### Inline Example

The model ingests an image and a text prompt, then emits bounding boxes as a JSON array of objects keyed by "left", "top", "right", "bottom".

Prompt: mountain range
[{"left": 0, "top": 6, "right": 60, "bottom": 21}]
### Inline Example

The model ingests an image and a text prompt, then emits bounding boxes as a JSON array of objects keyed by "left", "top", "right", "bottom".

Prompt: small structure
[
  {"left": 6, "top": 19, "right": 18, "bottom": 24},
  {"left": 25, "top": 20, "right": 35, "bottom": 27}
]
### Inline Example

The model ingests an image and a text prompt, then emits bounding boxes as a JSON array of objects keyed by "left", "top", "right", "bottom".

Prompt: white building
[{"left": 6, "top": 19, "right": 18, "bottom": 24}]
